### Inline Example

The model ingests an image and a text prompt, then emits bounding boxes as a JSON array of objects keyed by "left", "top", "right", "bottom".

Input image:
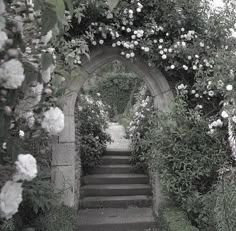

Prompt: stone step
[
  {"left": 101, "top": 156, "right": 130, "bottom": 165},
  {"left": 89, "top": 165, "right": 139, "bottom": 174},
  {"left": 81, "top": 184, "right": 152, "bottom": 197},
  {"left": 104, "top": 150, "right": 131, "bottom": 156},
  {"left": 80, "top": 195, "right": 152, "bottom": 208},
  {"left": 77, "top": 207, "right": 157, "bottom": 231},
  {"left": 82, "top": 174, "right": 149, "bottom": 185}
]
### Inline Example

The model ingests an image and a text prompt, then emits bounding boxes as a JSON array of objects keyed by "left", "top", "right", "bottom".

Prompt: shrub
[
  {"left": 85, "top": 61, "right": 142, "bottom": 118},
  {"left": 75, "top": 94, "right": 111, "bottom": 173},
  {"left": 127, "top": 94, "right": 155, "bottom": 172},
  {"left": 34, "top": 206, "right": 77, "bottom": 231},
  {"left": 159, "top": 205, "right": 199, "bottom": 231},
  {"left": 214, "top": 166, "right": 236, "bottom": 231},
  {"left": 128, "top": 97, "right": 231, "bottom": 229},
  {"left": 149, "top": 98, "right": 230, "bottom": 201},
  {"left": 12, "top": 171, "right": 59, "bottom": 230}
]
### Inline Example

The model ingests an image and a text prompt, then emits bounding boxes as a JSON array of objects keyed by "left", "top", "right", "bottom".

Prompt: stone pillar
[
  {"left": 154, "top": 91, "right": 174, "bottom": 112},
  {"left": 51, "top": 114, "right": 76, "bottom": 207}
]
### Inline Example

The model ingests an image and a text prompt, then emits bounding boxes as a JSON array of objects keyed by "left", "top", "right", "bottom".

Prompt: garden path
[{"left": 77, "top": 123, "right": 157, "bottom": 231}]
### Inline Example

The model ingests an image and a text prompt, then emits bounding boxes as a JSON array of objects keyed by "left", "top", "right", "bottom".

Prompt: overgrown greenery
[
  {"left": 83, "top": 61, "right": 142, "bottom": 119},
  {"left": 75, "top": 94, "right": 111, "bottom": 173},
  {"left": 34, "top": 206, "right": 77, "bottom": 231},
  {"left": 128, "top": 97, "right": 233, "bottom": 230}
]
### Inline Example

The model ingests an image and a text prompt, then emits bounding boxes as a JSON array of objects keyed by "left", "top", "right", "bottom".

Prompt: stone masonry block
[
  {"left": 52, "top": 143, "right": 76, "bottom": 166},
  {"left": 59, "top": 115, "right": 75, "bottom": 143},
  {"left": 51, "top": 165, "right": 75, "bottom": 207}
]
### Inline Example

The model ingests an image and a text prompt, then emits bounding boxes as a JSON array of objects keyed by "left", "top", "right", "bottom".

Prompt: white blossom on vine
[
  {"left": 41, "top": 107, "right": 65, "bottom": 135},
  {"left": 0, "top": 181, "right": 23, "bottom": 219},
  {"left": 0, "top": 59, "right": 25, "bottom": 89},
  {"left": 14, "top": 154, "right": 37, "bottom": 181}
]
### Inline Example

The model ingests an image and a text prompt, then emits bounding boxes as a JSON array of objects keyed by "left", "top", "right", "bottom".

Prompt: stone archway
[{"left": 51, "top": 46, "right": 174, "bottom": 207}]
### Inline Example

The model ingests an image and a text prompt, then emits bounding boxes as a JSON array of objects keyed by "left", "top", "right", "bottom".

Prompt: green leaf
[
  {"left": 107, "top": 0, "right": 120, "bottom": 11},
  {"left": 41, "top": 3, "right": 58, "bottom": 35}
]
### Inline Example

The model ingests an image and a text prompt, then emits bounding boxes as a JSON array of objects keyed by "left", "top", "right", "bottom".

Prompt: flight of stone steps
[{"left": 77, "top": 123, "right": 157, "bottom": 231}]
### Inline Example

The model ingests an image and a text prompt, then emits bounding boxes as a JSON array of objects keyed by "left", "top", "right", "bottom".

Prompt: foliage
[
  {"left": 214, "top": 166, "right": 236, "bottom": 231},
  {"left": 83, "top": 60, "right": 143, "bottom": 118},
  {"left": 10, "top": 171, "right": 58, "bottom": 230},
  {"left": 127, "top": 98, "right": 154, "bottom": 172},
  {"left": 90, "top": 73, "right": 141, "bottom": 117},
  {"left": 128, "top": 97, "right": 232, "bottom": 229},
  {"left": 150, "top": 98, "right": 231, "bottom": 199},
  {"left": 34, "top": 206, "right": 76, "bottom": 231},
  {"left": 0, "top": 218, "right": 15, "bottom": 231},
  {"left": 159, "top": 201, "right": 199, "bottom": 231},
  {"left": 75, "top": 94, "right": 111, "bottom": 173}
]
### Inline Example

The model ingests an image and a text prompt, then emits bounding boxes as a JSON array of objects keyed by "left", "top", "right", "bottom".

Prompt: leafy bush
[
  {"left": 214, "top": 166, "right": 236, "bottom": 231},
  {"left": 88, "top": 72, "right": 141, "bottom": 118},
  {"left": 11, "top": 171, "right": 59, "bottom": 230},
  {"left": 34, "top": 206, "right": 77, "bottom": 231},
  {"left": 75, "top": 94, "right": 111, "bottom": 173},
  {"left": 127, "top": 96, "right": 154, "bottom": 172},
  {"left": 149, "top": 99, "right": 230, "bottom": 201},
  {"left": 0, "top": 219, "right": 15, "bottom": 231},
  {"left": 159, "top": 205, "right": 199, "bottom": 231},
  {"left": 128, "top": 97, "right": 231, "bottom": 229}
]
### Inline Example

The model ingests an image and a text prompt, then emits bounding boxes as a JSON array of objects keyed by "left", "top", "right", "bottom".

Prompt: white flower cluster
[
  {"left": 0, "top": 181, "right": 23, "bottom": 220},
  {"left": 136, "top": 2, "right": 143, "bottom": 12},
  {"left": 127, "top": 96, "right": 151, "bottom": 138},
  {"left": 0, "top": 154, "right": 37, "bottom": 219},
  {"left": 14, "top": 154, "right": 38, "bottom": 181},
  {"left": 0, "top": 59, "right": 25, "bottom": 89},
  {"left": 208, "top": 119, "right": 223, "bottom": 134},
  {"left": 181, "top": 30, "right": 195, "bottom": 41},
  {"left": 41, "top": 107, "right": 65, "bottom": 135},
  {"left": 177, "top": 83, "right": 188, "bottom": 95},
  {"left": 82, "top": 94, "right": 109, "bottom": 122}
]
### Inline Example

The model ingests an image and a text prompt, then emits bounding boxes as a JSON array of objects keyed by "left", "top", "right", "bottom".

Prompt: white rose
[
  {"left": 14, "top": 154, "right": 37, "bottom": 181},
  {"left": 183, "top": 65, "right": 188, "bottom": 70},
  {"left": 226, "top": 84, "right": 233, "bottom": 91},
  {"left": 41, "top": 107, "right": 65, "bottom": 135},
  {"left": 221, "top": 110, "right": 229, "bottom": 119},
  {"left": 162, "top": 54, "right": 167, "bottom": 59},
  {"left": 0, "top": 59, "right": 25, "bottom": 89},
  {"left": 0, "top": 181, "right": 23, "bottom": 219},
  {"left": 232, "top": 116, "right": 236, "bottom": 123},
  {"left": 19, "top": 130, "right": 24, "bottom": 138},
  {"left": 216, "top": 119, "right": 223, "bottom": 127}
]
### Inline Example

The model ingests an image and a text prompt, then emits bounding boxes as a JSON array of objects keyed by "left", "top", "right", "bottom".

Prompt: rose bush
[{"left": 75, "top": 94, "right": 111, "bottom": 174}]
